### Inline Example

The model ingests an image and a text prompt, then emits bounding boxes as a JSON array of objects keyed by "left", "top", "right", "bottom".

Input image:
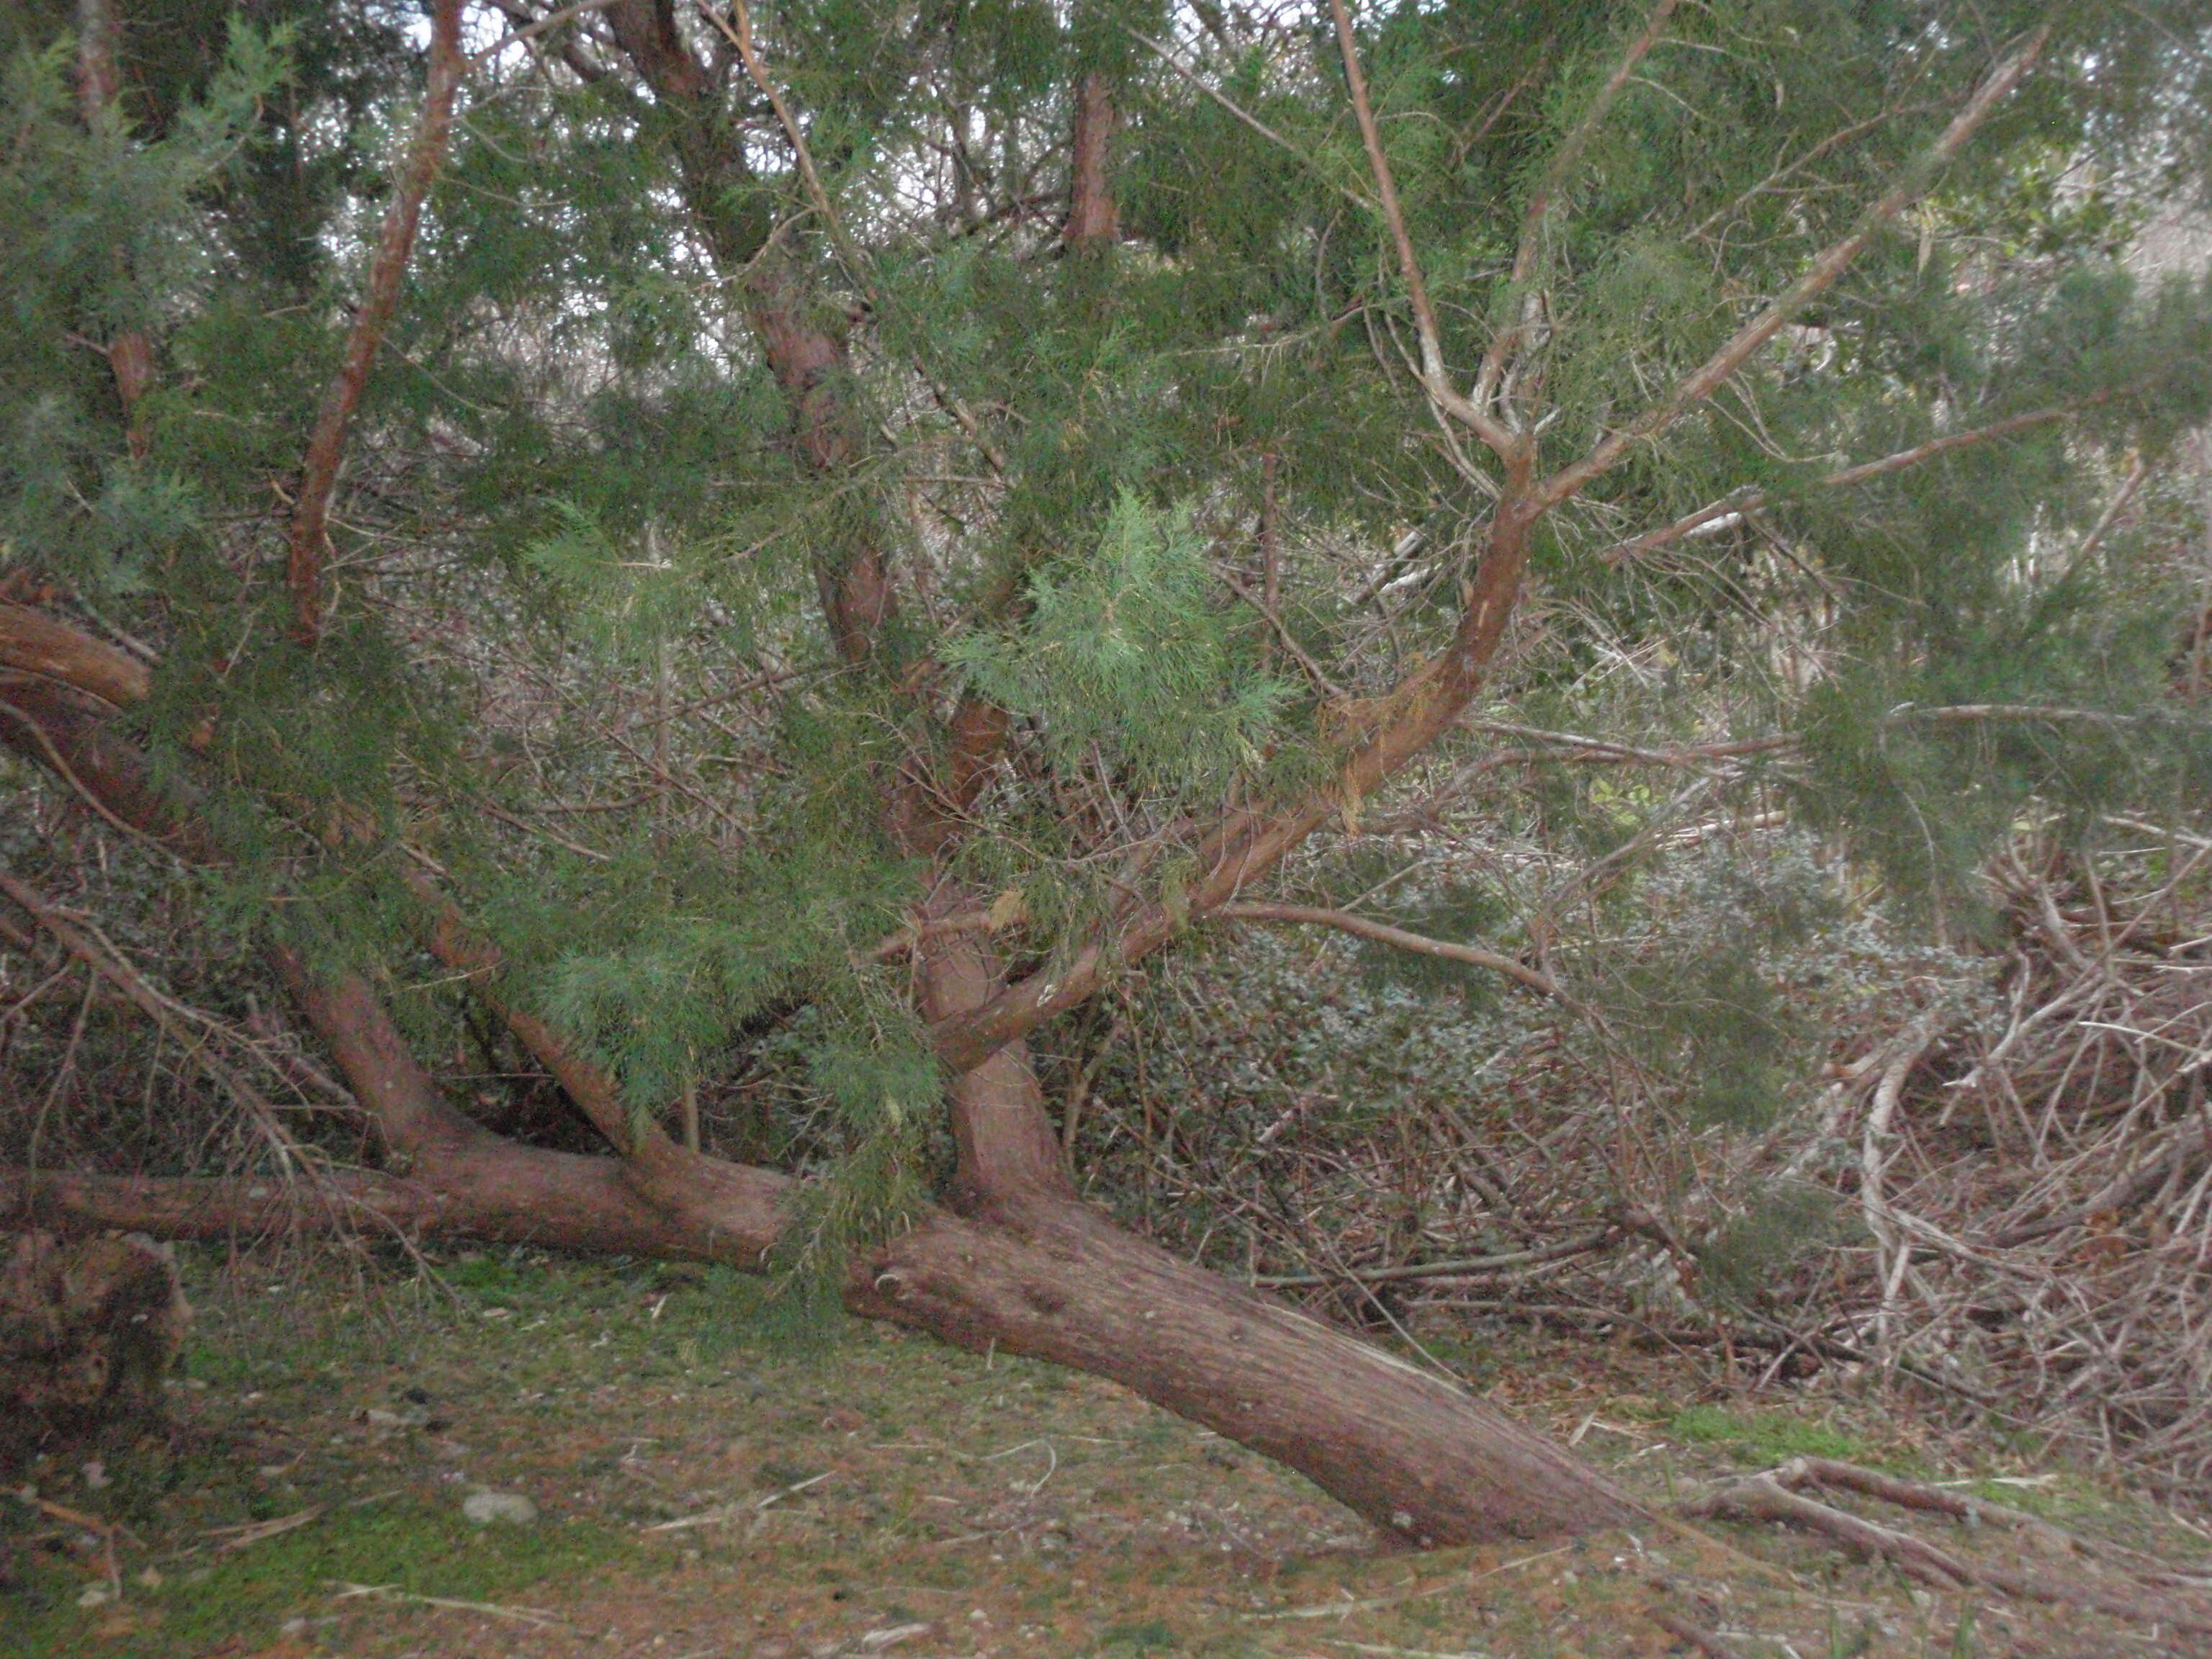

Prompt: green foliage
[
  {"left": 947, "top": 493, "right": 1291, "bottom": 791},
  {"left": 0, "top": 21, "right": 279, "bottom": 590},
  {"left": 1699, "top": 1183, "right": 1848, "bottom": 1306}
]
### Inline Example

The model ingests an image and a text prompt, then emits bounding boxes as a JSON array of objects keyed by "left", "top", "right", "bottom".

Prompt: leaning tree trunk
[
  {"left": 0, "top": 0, "right": 1644, "bottom": 1543},
  {"left": 857, "top": 1199, "right": 1638, "bottom": 1542},
  {"left": 864, "top": 922, "right": 1643, "bottom": 1545}
]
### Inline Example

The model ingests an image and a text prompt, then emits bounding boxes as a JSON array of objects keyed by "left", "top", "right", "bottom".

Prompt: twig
[
  {"left": 1647, "top": 1609, "right": 1744, "bottom": 1659},
  {"left": 1535, "top": 26, "right": 2049, "bottom": 513},
  {"left": 1251, "top": 1228, "right": 1611, "bottom": 1290},
  {"left": 331, "top": 1581, "right": 567, "bottom": 1627},
  {"left": 1327, "top": 0, "right": 1516, "bottom": 455}
]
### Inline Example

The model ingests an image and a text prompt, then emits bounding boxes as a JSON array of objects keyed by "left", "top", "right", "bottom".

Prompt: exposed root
[{"left": 1682, "top": 1455, "right": 2212, "bottom": 1632}]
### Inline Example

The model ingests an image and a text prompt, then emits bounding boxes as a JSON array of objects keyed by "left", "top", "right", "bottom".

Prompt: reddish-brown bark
[
  {"left": 855, "top": 1200, "right": 1637, "bottom": 1543},
  {"left": 1064, "top": 73, "right": 1120, "bottom": 251},
  {"left": 74, "top": 0, "right": 154, "bottom": 459},
  {"left": 286, "top": 0, "right": 466, "bottom": 643}
]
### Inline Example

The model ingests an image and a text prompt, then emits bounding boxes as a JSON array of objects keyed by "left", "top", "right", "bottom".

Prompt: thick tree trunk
[
  {"left": 1, "top": 1143, "right": 1637, "bottom": 1545},
  {"left": 855, "top": 1200, "right": 1640, "bottom": 1543},
  {"left": 893, "top": 916, "right": 1641, "bottom": 1545}
]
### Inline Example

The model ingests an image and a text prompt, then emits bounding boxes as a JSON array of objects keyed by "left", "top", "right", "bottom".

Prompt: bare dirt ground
[{"left": 4, "top": 1247, "right": 2207, "bottom": 1659}]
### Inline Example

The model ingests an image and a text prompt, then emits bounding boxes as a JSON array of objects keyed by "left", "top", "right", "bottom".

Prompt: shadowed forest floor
[{"left": 4, "top": 1249, "right": 2207, "bottom": 1659}]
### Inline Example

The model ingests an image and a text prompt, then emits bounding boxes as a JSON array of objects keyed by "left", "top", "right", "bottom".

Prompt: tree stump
[{"left": 1, "top": 1231, "right": 189, "bottom": 1460}]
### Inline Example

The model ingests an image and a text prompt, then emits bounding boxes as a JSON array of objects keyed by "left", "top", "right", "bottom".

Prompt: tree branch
[
  {"left": 1599, "top": 387, "right": 2146, "bottom": 565},
  {"left": 75, "top": 0, "right": 154, "bottom": 459},
  {"left": 1327, "top": 0, "right": 1515, "bottom": 457},
  {"left": 1534, "top": 27, "right": 2049, "bottom": 515},
  {"left": 1063, "top": 71, "right": 1120, "bottom": 250},
  {"left": 1470, "top": 0, "right": 1681, "bottom": 421},
  {"left": 1208, "top": 900, "right": 1563, "bottom": 999},
  {"left": 0, "top": 603, "right": 150, "bottom": 709},
  {"left": 287, "top": 0, "right": 466, "bottom": 643}
]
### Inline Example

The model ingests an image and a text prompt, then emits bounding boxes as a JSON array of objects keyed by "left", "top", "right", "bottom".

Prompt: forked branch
[
  {"left": 1326, "top": 0, "right": 1514, "bottom": 456},
  {"left": 1471, "top": 0, "right": 1682, "bottom": 418},
  {"left": 1535, "top": 27, "right": 2049, "bottom": 513}
]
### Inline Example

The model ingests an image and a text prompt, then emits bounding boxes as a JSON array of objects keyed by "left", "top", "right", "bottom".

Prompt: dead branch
[{"left": 1208, "top": 901, "right": 1563, "bottom": 998}]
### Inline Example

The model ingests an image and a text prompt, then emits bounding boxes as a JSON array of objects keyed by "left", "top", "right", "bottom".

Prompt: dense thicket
[{"left": 3, "top": 0, "right": 2211, "bottom": 1537}]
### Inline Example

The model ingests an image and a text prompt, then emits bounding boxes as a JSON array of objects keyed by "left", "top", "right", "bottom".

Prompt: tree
[{"left": 1, "top": 0, "right": 2207, "bottom": 1546}]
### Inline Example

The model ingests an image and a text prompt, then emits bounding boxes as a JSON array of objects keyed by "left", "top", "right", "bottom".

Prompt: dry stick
[
  {"left": 1249, "top": 1228, "right": 1611, "bottom": 1290},
  {"left": 287, "top": 0, "right": 465, "bottom": 643},
  {"left": 1534, "top": 25, "right": 2049, "bottom": 514},
  {"left": 0, "top": 866, "right": 304, "bottom": 1173},
  {"left": 1861, "top": 1021, "right": 1938, "bottom": 1357},
  {"left": 1740, "top": 1458, "right": 2212, "bottom": 1629},
  {"left": 1208, "top": 901, "right": 1563, "bottom": 999}
]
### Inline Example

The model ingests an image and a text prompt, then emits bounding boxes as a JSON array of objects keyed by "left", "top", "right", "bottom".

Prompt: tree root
[{"left": 1682, "top": 1455, "right": 2212, "bottom": 1632}]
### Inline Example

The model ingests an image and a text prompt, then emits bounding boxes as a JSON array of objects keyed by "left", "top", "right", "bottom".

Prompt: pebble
[{"left": 462, "top": 1489, "right": 539, "bottom": 1525}]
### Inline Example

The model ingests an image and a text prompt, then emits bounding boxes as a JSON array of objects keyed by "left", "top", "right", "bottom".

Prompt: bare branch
[
  {"left": 1599, "top": 384, "right": 2148, "bottom": 564},
  {"left": 472, "top": 0, "right": 621, "bottom": 69},
  {"left": 1326, "top": 0, "right": 1516, "bottom": 456},
  {"left": 287, "top": 0, "right": 466, "bottom": 642},
  {"left": 1471, "top": 0, "right": 1683, "bottom": 418},
  {"left": 1251, "top": 1228, "right": 1611, "bottom": 1290}
]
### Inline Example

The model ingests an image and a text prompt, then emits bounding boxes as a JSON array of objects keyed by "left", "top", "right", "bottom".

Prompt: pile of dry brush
[{"left": 1074, "top": 820, "right": 2212, "bottom": 1503}]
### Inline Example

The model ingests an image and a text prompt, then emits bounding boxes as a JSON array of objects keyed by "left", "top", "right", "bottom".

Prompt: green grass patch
[
  {"left": 1668, "top": 1404, "right": 1872, "bottom": 1465},
  {"left": 4, "top": 1499, "right": 634, "bottom": 1659}
]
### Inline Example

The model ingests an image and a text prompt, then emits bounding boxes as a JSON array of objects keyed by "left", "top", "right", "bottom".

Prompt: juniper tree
[{"left": 2, "top": 0, "right": 2209, "bottom": 1543}]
